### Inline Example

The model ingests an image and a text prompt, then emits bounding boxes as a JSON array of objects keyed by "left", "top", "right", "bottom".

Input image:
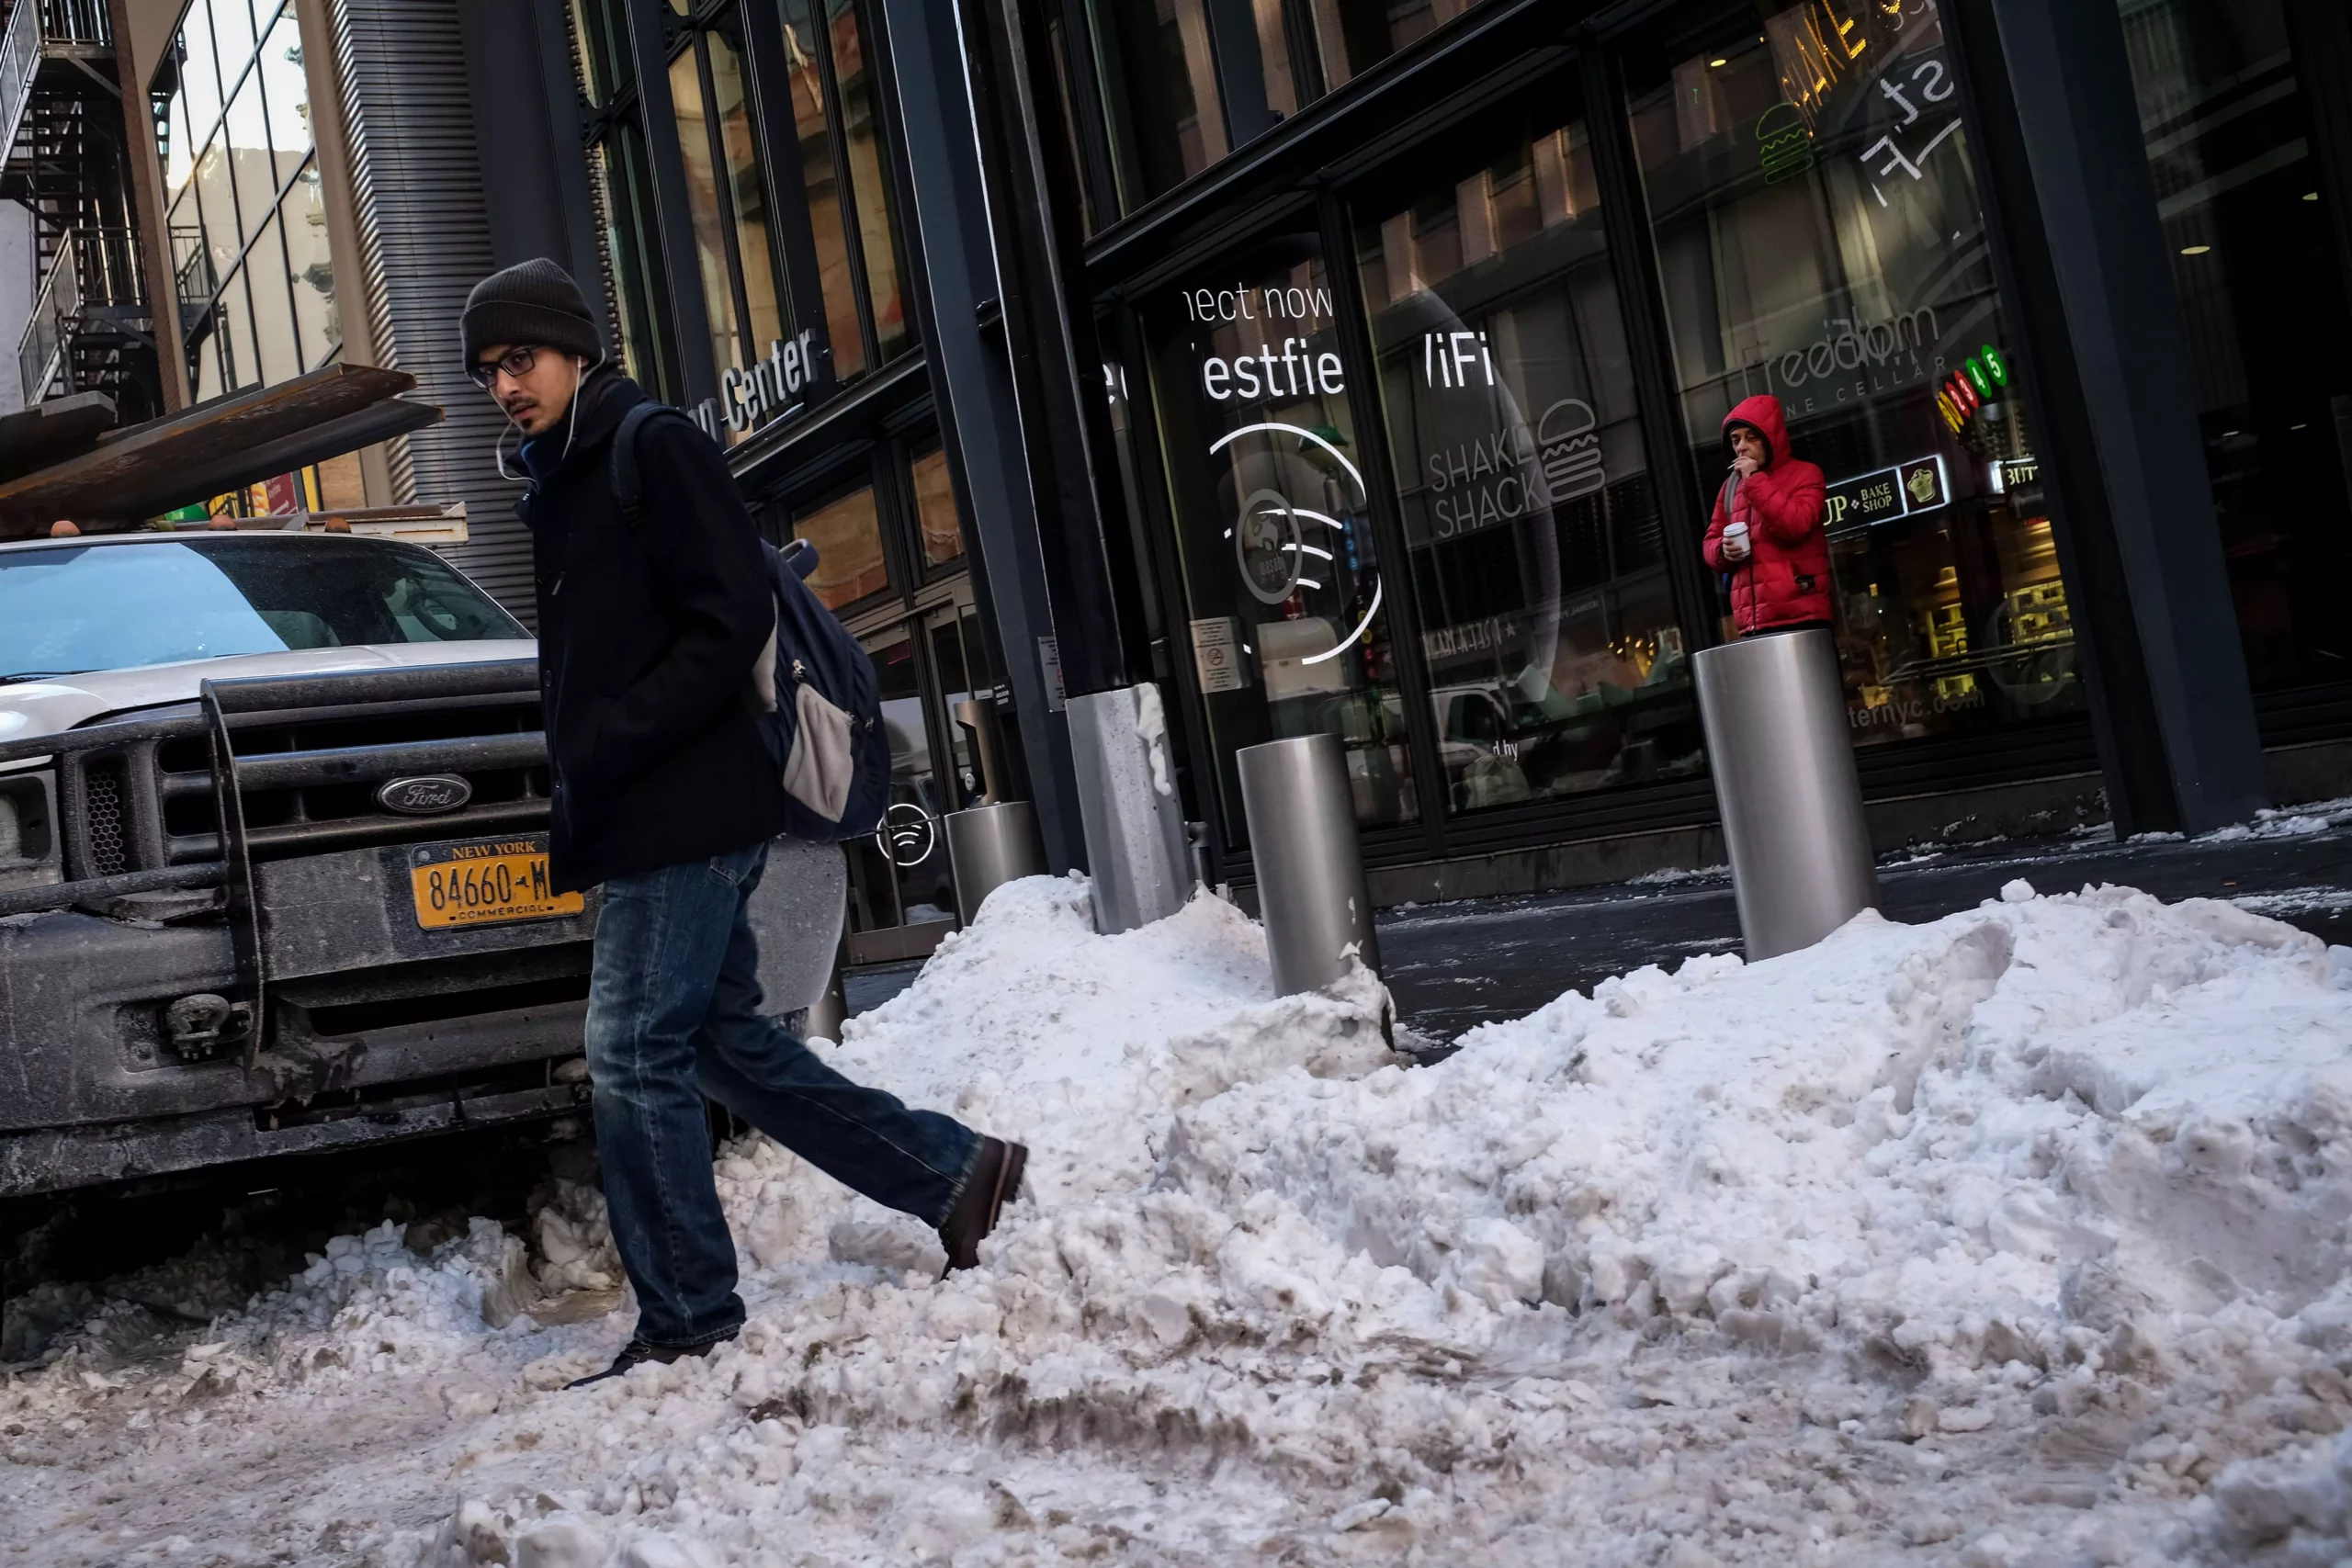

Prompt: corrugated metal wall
[{"left": 329, "top": 0, "right": 537, "bottom": 622}]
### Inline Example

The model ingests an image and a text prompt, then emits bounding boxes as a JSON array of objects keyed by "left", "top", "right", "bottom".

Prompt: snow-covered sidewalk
[{"left": 6, "top": 875, "right": 2352, "bottom": 1566}]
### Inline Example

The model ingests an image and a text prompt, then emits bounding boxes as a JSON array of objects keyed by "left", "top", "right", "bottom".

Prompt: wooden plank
[
  {"left": 0, "top": 363, "right": 424, "bottom": 534},
  {"left": 0, "top": 391, "right": 116, "bottom": 482}
]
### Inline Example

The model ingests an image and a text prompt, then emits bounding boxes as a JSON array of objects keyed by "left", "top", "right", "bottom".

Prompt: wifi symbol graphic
[{"left": 878, "top": 803, "right": 936, "bottom": 868}]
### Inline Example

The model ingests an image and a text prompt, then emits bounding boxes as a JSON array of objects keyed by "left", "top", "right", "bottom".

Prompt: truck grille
[
  {"left": 82, "top": 757, "right": 128, "bottom": 874},
  {"left": 51, "top": 660, "right": 550, "bottom": 878},
  {"left": 153, "top": 697, "right": 549, "bottom": 862}
]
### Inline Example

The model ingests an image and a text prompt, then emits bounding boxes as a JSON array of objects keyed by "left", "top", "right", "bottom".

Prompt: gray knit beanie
[{"left": 460, "top": 258, "right": 602, "bottom": 367}]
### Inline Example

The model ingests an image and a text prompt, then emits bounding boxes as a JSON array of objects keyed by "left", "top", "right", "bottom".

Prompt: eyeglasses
[{"left": 469, "top": 345, "right": 542, "bottom": 389}]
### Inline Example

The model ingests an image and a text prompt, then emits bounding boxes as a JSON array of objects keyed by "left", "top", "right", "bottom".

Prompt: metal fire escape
[{"left": 0, "top": 0, "right": 160, "bottom": 421}]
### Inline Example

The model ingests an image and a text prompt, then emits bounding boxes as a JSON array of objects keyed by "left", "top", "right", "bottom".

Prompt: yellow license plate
[{"left": 409, "top": 838, "right": 582, "bottom": 931}]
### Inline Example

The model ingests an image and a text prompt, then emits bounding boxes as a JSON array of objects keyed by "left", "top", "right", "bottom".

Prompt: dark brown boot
[
  {"left": 563, "top": 1330, "right": 735, "bottom": 1389},
  {"left": 939, "top": 1136, "right": 1026, "bottom": 1274}
]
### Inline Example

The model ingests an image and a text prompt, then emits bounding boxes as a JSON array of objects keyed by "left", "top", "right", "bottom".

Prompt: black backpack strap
[{"left": 608, "top": 401, "right": 695, "bottom": 526}]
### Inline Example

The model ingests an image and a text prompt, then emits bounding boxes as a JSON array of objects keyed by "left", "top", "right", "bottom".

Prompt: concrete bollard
[
  {"left": 1691, "top": 627, "right": 1879, "bottom": 960},
  {"left": 750, "top": 835, "right": 848, "bottom": 1011},
  {"left": 945, "top": 799, "right": 1047, "bottom": 924},
  {"left": 1237, "top": 732, "right": 1380, "bottom": 996}
]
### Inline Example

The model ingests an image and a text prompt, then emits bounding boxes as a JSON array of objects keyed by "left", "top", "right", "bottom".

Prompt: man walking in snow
[{"left": 461, "top": 259, "right": 1025, "bottom": 1386}]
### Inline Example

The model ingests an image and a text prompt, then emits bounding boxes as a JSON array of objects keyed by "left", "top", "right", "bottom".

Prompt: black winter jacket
[{"left": 518, "top": 369, "right": 786, "bottom": 892}]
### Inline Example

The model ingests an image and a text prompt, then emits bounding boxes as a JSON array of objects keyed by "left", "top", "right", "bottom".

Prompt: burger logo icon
[{"left": 1535, "top": 399, "right": 1606, "bottom": 503}]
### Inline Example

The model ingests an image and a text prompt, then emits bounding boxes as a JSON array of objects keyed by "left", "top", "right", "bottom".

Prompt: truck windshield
[{"left": 0, "top": 536, "right": 527, "bottom": 681}]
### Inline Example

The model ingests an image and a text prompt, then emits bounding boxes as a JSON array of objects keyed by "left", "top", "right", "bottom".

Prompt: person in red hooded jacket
[{"left": 1702, "top": 393, "right": 1832, "bottom": 636}]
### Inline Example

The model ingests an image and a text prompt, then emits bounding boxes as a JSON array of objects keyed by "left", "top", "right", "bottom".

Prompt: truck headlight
[{"left": 0, "top": 770, "right": 61, "bottom": 890}]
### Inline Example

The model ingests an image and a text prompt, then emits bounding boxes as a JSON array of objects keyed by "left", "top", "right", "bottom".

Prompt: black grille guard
[{"left": 0, "top": 660, "right": 549, "bottom": 1066}]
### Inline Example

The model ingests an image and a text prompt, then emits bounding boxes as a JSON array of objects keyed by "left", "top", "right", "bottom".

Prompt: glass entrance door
[{"left": 841, "top": 583, "right": 1001, "bottom": 963}]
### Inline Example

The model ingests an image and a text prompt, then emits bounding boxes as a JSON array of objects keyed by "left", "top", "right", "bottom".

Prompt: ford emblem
[{"left": 376, "top": 774, "right": 473, "bottom": 816}]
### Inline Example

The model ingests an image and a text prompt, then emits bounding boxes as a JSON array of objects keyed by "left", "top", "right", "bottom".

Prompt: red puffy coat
[{"left": 1702, "top": 394, "right": 1832, "bottom": 635}]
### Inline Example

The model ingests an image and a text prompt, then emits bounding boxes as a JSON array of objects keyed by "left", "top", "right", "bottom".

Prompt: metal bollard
[
  {"left": 1691, "top": 627, "right": 1879, "bottom": 960},
  {"left": 945, "top": 799, "right": 1047, "bottom": 924},
  {"left": 800, "top": 953, "right": 847, "bottom": 1043},
  {"left": 1067, "top": 683, "right": 1193, "bottom": 933},
  {"left": 1236, "top": 732, "right": 1381, "bottom": 996}
]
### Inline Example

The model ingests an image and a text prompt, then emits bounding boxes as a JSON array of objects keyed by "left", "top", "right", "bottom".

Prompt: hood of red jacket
[{"left": 1723, "top": 393, "right": 1792, "bottom": 469}]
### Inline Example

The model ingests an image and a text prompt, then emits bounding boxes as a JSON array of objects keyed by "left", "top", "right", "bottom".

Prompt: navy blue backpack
[{"left": 610, "top": 402, "right": 891, "bottom": 842}]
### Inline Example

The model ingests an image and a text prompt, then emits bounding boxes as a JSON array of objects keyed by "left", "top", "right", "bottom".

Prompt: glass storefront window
[
  {"left": 593, "top": 125, "right": 672, "bottom": 393},
  {"left": 570, "top": 0, "right": 607, "bottom": 106},
  {"left": 708, "top": 25, "right": 789, "bottom": 360},
  {"left": 873, "top": 630, "right": 956, "bottom": 925},
  {"left": 824, "top": 0, "right": 910, "bottom": 362},
  {"left": 256, "top": 12, "right": 307, "bottom": 173},
  {"left": 153, "top": 2, "right": 331, "bottom": 398},
  {"left": 911, "top": 444, "right": 963, "bottom": 567},
  {"left": 194, "top": 132, "right": 239, "bottom": 299},
  {"left": 669, "top": 49, "right": 744, "bottom": 388},
  {"left": 571, "top": 0, "right": 911, "bottom": 410},
  {"left": 248, "top": 218, "right": 300, "bottom": 384},
  {"left": 2121, "top": 0, "right": 2352, "bottom": 692},
  {"left": 1306, "top": 0, "right": 1479, "bottom": 91},
  {"left": 1627, "top": 0, "right": 2080, "bottom": 747},
  {"left": 927, "top": 602, "right": 991, "bottom": 809},
  {"left": 1145, "top": 231, "right": 1419, "bottom": 838},
  {"left": 177, "top": 3, "right": 224, "bottom": 149},
  {"left": 1086, "top": 0, "right": 1230, "bottom": 206},
  {"left": 1074, "top": 0, "right": 1328, "bottom": 209},
  {"left": 281, "top": 173, "right": 337, "bottom": 367},
  {"left": 668, "top": 17, "right": 797, "bottom": 427},
  {"left": 215, "top": 0, "right": 259, "bottom": 58},
  {"left": 792, "top": 483, "right": 890, "bottom": 610},
  {"left": 1357, "top": 96, "right": 1702, "bottom": 818},
  {"left": 780, "top": 0, "right": 866, "bottom": 379}
]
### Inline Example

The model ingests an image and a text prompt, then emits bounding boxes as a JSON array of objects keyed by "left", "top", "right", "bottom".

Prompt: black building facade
[{"left": 474, "top": 0, "right": 2352, "bottom": 957}]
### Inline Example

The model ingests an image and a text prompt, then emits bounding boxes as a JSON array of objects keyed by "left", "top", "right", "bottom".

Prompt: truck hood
[{"left": 0, "top": 640, "right": 539, "bottom": 742}]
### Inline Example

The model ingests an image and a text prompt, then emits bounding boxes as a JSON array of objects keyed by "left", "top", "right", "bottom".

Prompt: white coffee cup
[{"left": 1723, "top": 521, "right": 1750, "bottom": 560}]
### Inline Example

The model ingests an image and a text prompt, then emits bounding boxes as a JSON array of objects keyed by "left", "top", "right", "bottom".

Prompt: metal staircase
[{"left": 0, "top": 0, "right": 160, "bottom": 422}]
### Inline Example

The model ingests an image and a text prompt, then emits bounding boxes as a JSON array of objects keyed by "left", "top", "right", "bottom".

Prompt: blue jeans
[{"left": 584, "top": 840, "right": 982, "bottom": 1348}]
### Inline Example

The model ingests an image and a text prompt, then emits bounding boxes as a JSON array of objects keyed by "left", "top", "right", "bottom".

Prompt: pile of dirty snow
[{"left": 7, "top": 873, "right": 2352, "bottom": 1568}]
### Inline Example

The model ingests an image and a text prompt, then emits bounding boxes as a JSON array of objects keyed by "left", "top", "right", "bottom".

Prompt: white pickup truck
[{"left": 0, "top": 526, "right": 838, "bottom": 1197}]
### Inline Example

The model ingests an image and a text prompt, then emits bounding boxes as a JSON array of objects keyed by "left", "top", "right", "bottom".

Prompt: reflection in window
[
  {"left": 863, "top": 631, "right": 957, "bottom": 929},
  {"left": 709, "top": 26, "right": 788, "bottom": 359},
  {"left": 668, "top": 19, "right": 797, "bottom": 431},
  {"left": 1146, "top": 233, "right": 1418, "bottom": 838},
  {"left": 670, "top": 50, "right": 747, "bottom": 385},
  {"left": 1628, "top": 0, "right": 2079, "bottom": 748},
  {"left": 570, "top": 0, "right": 611, "bottom": 105},
  {"left": 929, "top": 606, "right": 989, "bottom": 808},
  {"left": 1360, "top": 105, "right": 1698, "bottom": 817},
  {"left": 780, "top": 0, "right": 866, "bottom": 379},
  {"left": 2121, "top": 0, "right": 2352, "bottom": 692},
  {"left": 590, "top": 121, "right": 673, "bottom": 394},
  {"left": 1089, "top": 0, "right": 1227, "bottom": 205},
  {"left": 1306, "top": 0, "right": 1479, "bottom": 91},
  {"left": 911, "top": 445, "right": 963, "bottom": 567},
  {"left": 792, "top": 484, "right": 890, "bottom": 610},
  {"left": 1074, "top": 0, "right": 1322, "bottom": 218},
  {"left": 281, "top": 173, "right": 337, "bottom": 359},
  {"left": 153, "top": 1, "right": 337, "bottom": 397},
  {"left": 824, "top": 0, "right": 909, "bottom": 361}
]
